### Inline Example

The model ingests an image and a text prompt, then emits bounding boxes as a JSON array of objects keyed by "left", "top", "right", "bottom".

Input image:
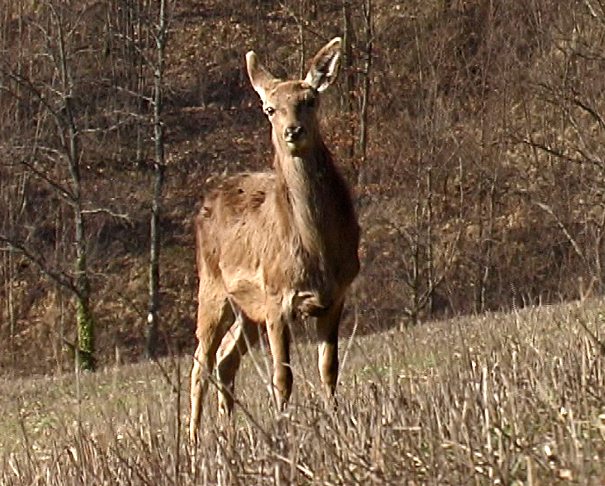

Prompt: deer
[{"left": 189, "top": 37, "right": 360, "bottom": 444}]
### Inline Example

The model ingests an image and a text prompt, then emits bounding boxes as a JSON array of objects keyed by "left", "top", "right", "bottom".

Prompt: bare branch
[
  {"left": 82, "top": 208, "right": 131, "bottom": 221},
  {"left": 570, "top": 95, "right": 605, "bottom": 130},
  {"left": 516, "top": 136, "right": 605, "bottom": 172},
  {"left": 114, "top": 86, "right": 154, "bottom": 105},
  {"left": 533, "top": 201, "right": 586, "bottom": 262},
  {"left": 0, "top": 235, "right": 78, "bottom": 296},
  {"left": 0, "top": 70, "right": 64, "bottom": 124},
  {"left": 19, "top": 158, "right": 75, "bottom": 203}
]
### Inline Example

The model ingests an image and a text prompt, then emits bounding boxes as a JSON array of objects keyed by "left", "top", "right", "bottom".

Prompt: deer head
[{"left": 246, "top": 37, "right": 342, "bottom": 158}]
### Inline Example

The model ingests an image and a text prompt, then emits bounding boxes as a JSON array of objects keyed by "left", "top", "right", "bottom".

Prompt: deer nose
[{"left": 284, "top": 125, "right": 305, "bottom": 142}]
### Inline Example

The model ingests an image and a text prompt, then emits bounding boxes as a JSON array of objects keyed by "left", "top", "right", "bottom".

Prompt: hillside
[
  {"left": 2, "top": 298, "right": 604, "bottom": 483},
  {"left": 1, "top": 0, "right": 605, "bottom": 373}
]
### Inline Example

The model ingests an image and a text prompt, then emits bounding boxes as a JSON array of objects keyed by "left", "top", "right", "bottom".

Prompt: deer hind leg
[
  {"left": 266, "top": 307, "right": 293, "bottom": 411},
  {"left": 216, "top": 313, "right": 260, "bottom": 416},
  {"left": 189, "top": 297, "right": 234, "bottom": 444},
  {"left": 316, "top": 299, "right": 344, "bottom": 404}
]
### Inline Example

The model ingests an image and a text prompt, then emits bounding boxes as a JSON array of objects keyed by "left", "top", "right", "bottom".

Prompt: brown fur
[{"left": 189, "top": 38, "right": 360, "bottom": 443}]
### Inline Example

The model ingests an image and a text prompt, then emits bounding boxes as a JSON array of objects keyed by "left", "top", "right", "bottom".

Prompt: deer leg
[
  {"left": 316, "top": 299, "right": 344, "bottom": 403},
  {"left": 216, "top": 315, "right": 260, "bottom": 416},
  {"left": 266, "top": 310, "right": 293, "bottom": 411},
  {"left": 189, "top": 342, "right": 210, "bottom": 444},
  {"left": 189, "top": 298, "right": 234, "bottom": 444}
]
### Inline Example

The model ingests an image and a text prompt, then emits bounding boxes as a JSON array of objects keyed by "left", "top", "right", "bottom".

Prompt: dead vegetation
[
  {"left": 2, "top": 298, "right": 604, "bottom": 484},
  {"left": 1, "top": 1, "right": 605, "bottom": 481}
]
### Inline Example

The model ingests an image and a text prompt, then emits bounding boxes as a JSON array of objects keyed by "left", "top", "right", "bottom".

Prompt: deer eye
[{"left": 264, "top": 106, "right": 275, "bottom": 117}]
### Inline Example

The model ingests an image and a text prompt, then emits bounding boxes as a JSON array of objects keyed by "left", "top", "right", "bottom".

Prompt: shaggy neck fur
[{"left": 273, "top": 137, "right": 335, "bottom": 259}]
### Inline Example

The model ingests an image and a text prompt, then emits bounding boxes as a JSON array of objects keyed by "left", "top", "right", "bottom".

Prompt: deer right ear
[
  {"left": 304, "top": 37, "right": 342, "bottom": 92},
  {"left": 246, "top": 51, "right": 277, "bottom": 103}
]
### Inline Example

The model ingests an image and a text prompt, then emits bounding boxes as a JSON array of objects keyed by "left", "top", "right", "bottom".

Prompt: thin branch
[
  {"left": 517, "top": 135, "right": 605, "bottom": 173},
  {"left": 0, "top": 235, "right": 78, "bottom": 296},
  {"left": 517, "top": 137, "right": 585, "bottom": 164},
  {"left": 81, "top": 208, "right": 131, "bottom": 221},
  {"left": 581, "top": 0, "right": 605, "bottom": 26},
  {"left": 19, "top": 158, "right": 75, "bottom": 203},
  {"left": 114, "top": 85, "right": 155, "bottom": 105},
  {"left": 533, "top": 201, "right": 586, "bottom": 262},
  {"left": 112, "top": 32, "right": 155, "bottom": 68},
  {"left": 570, "top": 95, "right": 605, "bottom": 130},
  {"left": 0, "top": 72, "right": 64, "bottom": 124}
]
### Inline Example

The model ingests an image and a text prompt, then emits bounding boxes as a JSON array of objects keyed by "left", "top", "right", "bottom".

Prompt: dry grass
[{"left": 2, "top": 298, "right": 605, "bottom": 485}]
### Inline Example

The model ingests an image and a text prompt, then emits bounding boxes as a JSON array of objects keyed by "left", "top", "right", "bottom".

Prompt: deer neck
[{"left": 274, "top": 141, "right": 334, "bottom": 257}]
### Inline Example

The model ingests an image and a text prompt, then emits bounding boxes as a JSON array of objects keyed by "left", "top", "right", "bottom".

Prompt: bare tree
[
  {"left": 147, "top": 0, "right": 169, "bottom": 358},
  {"left": 0, "top": 1, "right": 97, "bottom": 370}
]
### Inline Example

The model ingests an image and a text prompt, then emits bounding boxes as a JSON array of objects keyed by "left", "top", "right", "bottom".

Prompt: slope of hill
[{"left": 1, "top": 297, "right": 604, "bottom": 483}]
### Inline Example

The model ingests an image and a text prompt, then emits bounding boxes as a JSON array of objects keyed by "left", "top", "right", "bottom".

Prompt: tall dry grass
[{"left": 2, "top": 298, "right": 605, "bottom": 484}]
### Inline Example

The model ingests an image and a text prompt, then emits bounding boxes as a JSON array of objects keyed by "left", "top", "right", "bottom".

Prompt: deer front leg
[
  {"left": 266, "top": 310, "right": 293, "bottom": 411},
  {"left": 189, "top": 341, "right": 211, "bottom": 443},
  {"left": 316, "top": 299, "right": 344, "bottom": 403}
]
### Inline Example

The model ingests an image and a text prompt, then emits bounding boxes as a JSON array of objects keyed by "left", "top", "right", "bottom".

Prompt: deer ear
[
  {"left": 246, "top": 51, "right": 278, "bottom": 102},
  {"left": 304, "top": 37, "right": 342, "bottom": 92}
]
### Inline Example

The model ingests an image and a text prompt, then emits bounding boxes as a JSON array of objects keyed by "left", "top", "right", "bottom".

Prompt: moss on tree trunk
[{"left": 77, "top": 294, "right": 95, "bottom": 371}]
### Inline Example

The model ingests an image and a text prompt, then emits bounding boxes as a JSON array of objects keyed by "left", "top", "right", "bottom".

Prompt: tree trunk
[
  {"left": 147, "top": 164, "right": 164, "bottom": 358},
  {"left": 342, "top": 0, "right": 356, "bottom": 160},
  {"left": 56, "top": 3, "right": 96, "bottom": 371},
  {"left": 358, "top": 0, "right": 372, "bottom": 186},
  {"left": 147, "top": 0, "right": 168, "bottom": 359}
]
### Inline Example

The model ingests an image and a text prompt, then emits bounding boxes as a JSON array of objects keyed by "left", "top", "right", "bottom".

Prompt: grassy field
[{"left": 1, "top": 299, "right": 605, "bottom": 485}]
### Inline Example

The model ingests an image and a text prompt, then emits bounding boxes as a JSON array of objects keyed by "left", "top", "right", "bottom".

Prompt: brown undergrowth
[{"left": 1, "top": 297, "right": 604, "bottom": 484}]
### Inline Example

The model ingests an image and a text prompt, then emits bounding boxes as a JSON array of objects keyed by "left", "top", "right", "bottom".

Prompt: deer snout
[{"left": 284, "top": 125, "right": 305, "bottom": 142}]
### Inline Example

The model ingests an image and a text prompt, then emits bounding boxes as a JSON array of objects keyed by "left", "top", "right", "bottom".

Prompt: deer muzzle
[{"left": 284, "top": 125, "right": 305, "bottom": 143}]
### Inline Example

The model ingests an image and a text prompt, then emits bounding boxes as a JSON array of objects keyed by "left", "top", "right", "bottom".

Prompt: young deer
[{"left": 189, "top": 37, "right": 360, "bottom": 443}]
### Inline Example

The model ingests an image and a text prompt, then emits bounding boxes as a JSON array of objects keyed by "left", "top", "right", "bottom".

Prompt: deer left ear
[
  {"left": 304, "top": 37, "right": 342, "bottom": 92},
  {"left": 246, "top": 51, "right": 279, "bottom": 103}
]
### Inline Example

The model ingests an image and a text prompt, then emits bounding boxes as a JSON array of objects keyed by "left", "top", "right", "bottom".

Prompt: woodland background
[{"left": 1, "top": 0, "right": 604, "bottom": 375}]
